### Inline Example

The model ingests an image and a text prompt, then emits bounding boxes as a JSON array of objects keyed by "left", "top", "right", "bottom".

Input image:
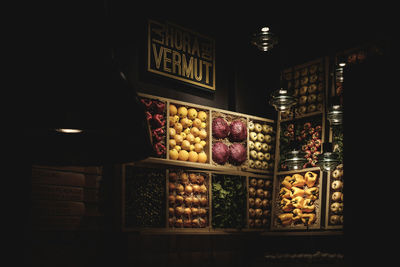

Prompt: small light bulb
[
  {"left": 55, "top": 128, "right": 83, "bottom": 134},
  {"left": 338, "top": 62, "right": 346, "bottom": 67}
]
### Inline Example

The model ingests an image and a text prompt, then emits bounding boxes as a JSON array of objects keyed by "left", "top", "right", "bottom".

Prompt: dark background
[{"left": 21, "top": 1, "right": 395, "bottom": 266}]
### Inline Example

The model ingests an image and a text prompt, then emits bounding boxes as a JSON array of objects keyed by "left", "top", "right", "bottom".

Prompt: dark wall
[{"left": 109, "top": 3, "right": 280, "bottom": 119}]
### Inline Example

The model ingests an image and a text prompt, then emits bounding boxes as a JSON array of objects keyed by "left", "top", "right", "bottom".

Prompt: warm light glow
[
  {"left": 261, "top": 27, "right": 269, "bottom": 32},
  {"left": 55, "top": 128, "right": 83, "bottom": 134},
  {"left": 338, "top": 62, "right": 346, "bottom": 67}
]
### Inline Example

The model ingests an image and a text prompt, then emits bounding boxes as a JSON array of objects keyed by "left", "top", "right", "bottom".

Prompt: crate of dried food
[
  {"left": 247, "top": 176, "right": 273, "bottom": 230},
  {"left": 271, "top": 168, "right": 322, "bottom": 230},
  {"left": 281, "top": 58, "right": 327, "bottom": 119}
]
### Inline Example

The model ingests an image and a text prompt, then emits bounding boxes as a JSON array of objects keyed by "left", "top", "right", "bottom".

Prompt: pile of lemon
[{"left": 168, "top": 104, "right": 208, "bottom": 163}]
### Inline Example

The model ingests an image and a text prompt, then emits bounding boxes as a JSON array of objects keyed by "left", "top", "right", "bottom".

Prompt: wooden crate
[
  {"left": 324, "top": 165, "right": 344, "bottom": 229},
  {"left": 281, "top": 57, "right": 328, "bottom": 120},
  {"left": 271, "top": 167, "right": 323, "bottom": 231},
  {"left": 245, "top": 173, "right": 273, "bottom": 232},
  {"left": 166, "top": 169, "right": 211, "bottom": 231},
  {"left": 246, "top": 115, "right": 275, "bottom": 174}
]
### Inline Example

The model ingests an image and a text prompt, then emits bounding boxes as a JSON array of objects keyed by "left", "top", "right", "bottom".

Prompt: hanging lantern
[
  {"left": 251, "top": 27, "right": 278, "bottom": 52},
  {"left": 269, "top": 88, "right": 298, "bottom": 112},
  {"left": 284, "top": 150, "right": 307, "bottom": 171},
  {"left": 317, "top": 151, "right": 340, "bottom": 172},
  {"left": 327, "top": 104, "right": 343, "bottom": 126}
]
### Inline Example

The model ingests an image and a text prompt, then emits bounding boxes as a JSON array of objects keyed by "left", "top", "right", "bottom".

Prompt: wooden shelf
[
  {"left": 276, "top": 166, "right": 321, "bottom": 176},
  {"left": 138, "top": 92, "right": 275, "bottom": 175},
  {"left": 121, "top": 228, "right": 343, "bottom": 236},
  {"left": 134, "top": 157, "right": 274, "bottom": 176},
  {"left": 280, "top": 111, "right": 323, "bottom": 122}
]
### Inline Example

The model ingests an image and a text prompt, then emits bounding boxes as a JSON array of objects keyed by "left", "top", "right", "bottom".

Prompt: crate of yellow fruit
[{"left": 168, "top": 103, "right": 209, "bottom": 164}]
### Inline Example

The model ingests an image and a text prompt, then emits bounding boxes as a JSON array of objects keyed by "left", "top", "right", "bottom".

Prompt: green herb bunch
[{"left": 212, "top": 174, "right": 247, "bottom": 229}]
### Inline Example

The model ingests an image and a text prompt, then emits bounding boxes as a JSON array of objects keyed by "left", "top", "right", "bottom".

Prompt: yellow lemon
[
  {"left": 194, "top": 143, "right": 203, "bottom": 153},
  {"left": 198, "top": 129, "right": 207, "bottom": 139},
  {"left": 169, "top": 139, "right": 176, "bottom": 148},
  {"left": 169, "top": 128, "right": 176, "bottom": 138},
  {"left": 177, "top": 106, "right": 188, "bottom": 118},
  {"left": 174, "top": 134, "right": 183, "bottom": 145},
  {"left": 169, "top": 104, "right": 177, "bottom": 116},
  {"left": 178, "top": 150, "right": 189, "bottom": 161},
  {"left": 186, "top": 133, "right": 195, "bottom": 144},
  {"left": 174, "top": 122, "right": 183, "bottom": 134},
  {"left": 197, "top": 111, "right": 207, "bottom": 122},
  {"left": 181, "top": 140, "right": 191, "bottom": 151},
  {"left": 190, "top": 127, "right": 199, "bottom": 137},
  {"left": 169, "top": 149, "right": 179, "bottom": 160},
  {"left": 187, "top": 108, "right": 198, "bottom": 120},
  {"left": 193, "top": 118, "right": 202, "bottom": 128},
  {"left": 180, "top": 117, "right": 190, "bottom": 128},
  {"left": 188, "top": 151, "right": 198, "bottom": 162},
  {"left": 198, "top": 152, "right": 207, "bottom": 163}
]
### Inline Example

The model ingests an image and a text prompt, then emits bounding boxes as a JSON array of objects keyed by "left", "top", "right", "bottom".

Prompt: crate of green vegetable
[
  {"left": 124, "top": 166, "right": 166, "bottom": 228},
  {"left": 211, "top": 174, "right": 247, "bottom": 229}
]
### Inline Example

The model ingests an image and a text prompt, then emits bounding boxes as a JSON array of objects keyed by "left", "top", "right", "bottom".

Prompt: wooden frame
[
  {"left": 270, "top": 167, "right": 323, "bottom": 231},
  {"left": 324, "top": 169, "right": 344, "bottom": 229},
  {"left": 138, "top": 92, "right": 275, "bottom": 175},
  {"left": 274, "top": 57, "right": 329, "bottom": 173},
  {"left": 270, "top": 56, "right": 330, "bottom": 231},
  {"left": 119, "top": 161, "right": 273, "bottom": 234}
]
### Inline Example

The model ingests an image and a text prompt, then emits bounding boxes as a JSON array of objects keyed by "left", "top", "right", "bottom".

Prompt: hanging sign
[{"left": 147, "top": 19, "right": 216, "bottom": 91}]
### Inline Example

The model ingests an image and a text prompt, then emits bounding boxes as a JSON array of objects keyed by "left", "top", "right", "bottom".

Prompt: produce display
[
  {"left": 327, "top": 164, "right": 344, "bottom": 227},
  {"left": 279, "top": 117, "right": 323, "bottom": 170},
  {"left": 140, "top": 97, "right": 167, "bottom": 158},
  {"left": 248, "top": 177, "right": 272, "bottom": 229},
  {"left": 211, "top": 111, "right": 247, "bottom": 167},
  {"left": 248, "top": 120, "right": 275, "bottom": 171},
  {"left": 168, "top": 170, "right": 209, "bottom": 228},
  {"left": 273, "top": 170, "right": 320, "bottom": 229},
  {"left": 281, "top": 60, "right": 325, "bottom": 119},
  {"left": 168, "top": 103, "right": 209, "bottom": 163},
  {"left": 212, "top": 174, "right": 247, "bottom": 229},
  {"left": 124, "top": 166, "right": 166, "bottom": 228}
]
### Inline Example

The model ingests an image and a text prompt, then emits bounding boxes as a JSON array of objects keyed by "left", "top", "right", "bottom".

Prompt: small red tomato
[{"left": 303, "top": 122, "right": 312, "bottom": 130}]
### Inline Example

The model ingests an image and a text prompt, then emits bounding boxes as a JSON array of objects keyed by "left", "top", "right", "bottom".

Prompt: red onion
[
  {"left": 229, "top": 143, "right": 247, "bottom": 165},
  {"left": 212, "top": 142, "right": 230, "bottom": 164},
  {"left": 212, "top": 117, "right": 230, "bottom": 139},
  {"left": 229, "top": 120, "right": 247, "bottom": 142}
]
